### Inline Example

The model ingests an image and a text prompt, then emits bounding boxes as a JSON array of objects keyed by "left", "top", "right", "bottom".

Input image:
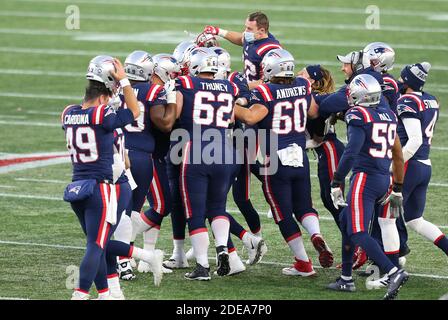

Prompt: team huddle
[{"left": 61, "top": 12, "right": 447, "bottom": 300}]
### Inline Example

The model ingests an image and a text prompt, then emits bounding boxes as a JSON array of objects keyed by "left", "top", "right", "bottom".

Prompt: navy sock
[
  {"left": 228, "top": 214, "right": 246, "bottom": 239},
  {"left": 93, "top": 253, "right": 108, "bottom": 292},
  {"left": 351, "top": 232, "right": 395, "bottom": 274},
  {"left": 107, "top": 240, "right": 132, "bottom": 258},
  {"left": 227, "top": 236, "right": 235, "bottom": 252},
  {"left": 78, "top": 242, "right": 104, "bottom": 292},
  {"left": 234, "top": 199, "right": 261, "bottom": 234},
  {"left": 278, "top": 218, "right": 301, "bottom": 242},
  {"left": 341, "top": 231, "right": 354, "bottom": 278},
  {"left": 386, "top": 252, "right": 399, "bottom": 268},
  {"left": 435, "top": 235, "right": 448, "bottom": 256},
  {"left": 143, "top": 208, "right": 163, "bottom": 227},
  {"left": 105, "top": 250, "right": 118, "bottom": 276},
  {"left": 171, "top": 207, "right": 186, "bottom": 240}
]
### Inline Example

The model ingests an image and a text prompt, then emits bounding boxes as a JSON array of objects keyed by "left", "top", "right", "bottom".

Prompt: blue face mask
[{"left": 244, "top": 31, "right": 256, "bottom": 43}]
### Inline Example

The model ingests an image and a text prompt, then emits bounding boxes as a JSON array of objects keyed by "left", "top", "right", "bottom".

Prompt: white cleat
[
  {"left": 109, "top": 291, "right": 126, "bottom": 300},
  {"left": 225, "top": 251, "right": 246, "bottom": 276},
  {"left": 243, "top": 235, "right": 268, "bottom": 265},
  {"left": 366, "top": 274, "right": 389, "bottom": 290},
  {"left": 71, "top": 290, "right": 90, "bottom": 300},
  {"left": 129, "top": 258, "right": 137, "bottom": 269},
  {"left": 399, "top": 256, "right": 407, "bottom": 268},
  {"left": 266, "top": 209, "right": 273, "bottom": 219},
  {"left": 282, "top": 259, "right": 316, "bottom": 277},
  {"left": 137, "top": 260, "right": 151, "bottom": 273},
  {"left": 118, "top": 260, "right": 136, "bottom": 280},
  {"left": 163, "top": 254, "right": 189, "bottom": 269}
]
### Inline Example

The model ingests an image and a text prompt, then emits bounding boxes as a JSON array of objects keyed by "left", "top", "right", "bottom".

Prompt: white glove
[
  {"left": 109, "top": 94, "right": 122, "bottom": 110},
  {"left": 330, "top": 187, "right": 348, "bottom": 209},
  {"left": 164, "top": 79, "right": 176, "bottom": 104},
  {"left": 380, "top": 190, "right": 403, "bottom": 218}
]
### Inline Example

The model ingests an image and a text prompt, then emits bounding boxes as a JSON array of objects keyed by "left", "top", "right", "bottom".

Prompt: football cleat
[
  {"left": 327, "top": 277, "right": 356, "bottom": 292},
  {"left": 216, "top": 250, "right": 230, "bottom": 276},
  {"left": 282, "top": 259, "right": 316, "bottom": 277},
  {"left": 137, "top": 260, "right": 151, "bottom": 273},
  {"left": 214, "top": 251, "right": 246, "bottom": 276},
  {"left": 71, "top": 290, "right": 90, "bottom": 300},
  {"left": 366, "top": 274, "right": 389, "bottom": 290},
  {"left": 352, "top": 246, "right": 368, "bottom": 270},
  {"left": 399, "top": 256, "right": 407, "bottom": 268},
  {"left": 184, "top": 263, "right": 211, "bottom": 281},
  {"left": 311, "top": 234, "right": 334, "bottom": 268},
  {"left": 163, "top": 255, "right": 189, "bottom": 269},
  {"left": 118, "top": 261, "right": 136, "bottom": 280},
  {"left": 383, "top": 269, "right": 409, "bottom": 300},
  {"left": 244, "top": 235, "right": 268, "bottom": 265},
  {"left": 266, "top": 209, "right": 273, "bottom": 219}
]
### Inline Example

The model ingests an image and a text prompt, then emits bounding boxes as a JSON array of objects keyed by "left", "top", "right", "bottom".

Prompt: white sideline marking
[
  {"left": 27, "top": 110, "right": 60, "bottom": 116},
  {"left": 10, "top": 0, "right": 448, "bottom": 18},
  {"left": 15, "top": 178, "right": 68, "bottom": 184},
  {"left": 0, "top": 120, "right": 61, "bottom": 127},
  {"left": 0, "top": 239, "right": 447, "bottom": 280},
  {"left": 0, "top": 92, "right": 81, "bottom": 100},
  {"left": 0, "top": 151, "right": 69, "bottom": 160}
]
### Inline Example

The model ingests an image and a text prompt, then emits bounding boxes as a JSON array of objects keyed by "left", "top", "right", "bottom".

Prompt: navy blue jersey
[
  {"left": 121, "top": 82, "right": 167, "bottom": 153},
  {"left": 318, "top": 67, "right": 386, "bottom": 119},
  {"left": 228, "top": 71, "right": 251, "bottom": 101},
  {"left": 61, "top": 104, "right": 134, "bottom": 182},
  {"left": 243, "top": 33, "right": 281, "bottom": 82},
  {"left": 382, "top": 72, "right": 399, "bottom": 112},
  {"left": 151, "top": 126, "right": 171, "bottom": 160},
  {"left": 344, "top": 105, "right": 398, "bottom": 175},
  {"left": 176, "top": 75, "right": 239, "bottom": 146},
  {"left": 396, "top": 92, "right": 439, "bottom": 160},
  {"left": 248, "top": 77, "right": 312, "bottom": 155}
]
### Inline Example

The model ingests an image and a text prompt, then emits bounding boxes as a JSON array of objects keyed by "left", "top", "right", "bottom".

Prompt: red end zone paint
[{"left": 0, "top": 154, "right": 68, "bottom": 167}]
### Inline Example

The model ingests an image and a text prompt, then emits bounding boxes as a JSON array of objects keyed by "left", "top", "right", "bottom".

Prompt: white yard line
[
  {"left": 0, "top": 92, "right": 81, "bottom": 100},
  {"left": 10, "top": 0, "right": 448, "bottom": 18},
  {"left": 0, "top": 297, "right": 31, "bottom": 300},
  {"left": 0, "top": 239, "right": 447, "bottom": 280},
  {"left": 0, "top": 120, "right": 61, "bottom": 127},
  {"left": 14, "top": 178, "right": 68, "bottom": 184}
]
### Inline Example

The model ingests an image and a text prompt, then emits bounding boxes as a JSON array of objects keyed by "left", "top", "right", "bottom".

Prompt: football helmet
[
  {"left": 124, "top": 50, "right": 154, "bottom": 82},
  {"left": 209, "top": 46, "right": 231, "bottom": 80},
  {"left": 188, "top": 47, "right": 218, "bottom": 76},
  {"left": 195, "top": 32, "right": 220, "bottom": 48},
  {"left": 86, "top": 55, "right": 118, "bottom": 91},
  {"left": 347, "top": 74, "right": 382, "bottom": 107},
  {"left": 173, "top": 40, "right": 197, "bottom": 75},
  {"left": 363, "top": 42, "right": 395, "bottom": 73},
  {"left": 152, "top": 54, "right": 181, "bottom": 83},
  {"left": 261, "top": 49, "right": 295, "bottom": 82}
]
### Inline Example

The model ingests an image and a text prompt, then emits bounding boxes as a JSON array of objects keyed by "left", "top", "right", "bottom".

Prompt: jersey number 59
[{"left": 369, "top": 123, "right": 397, "bottom": 159}]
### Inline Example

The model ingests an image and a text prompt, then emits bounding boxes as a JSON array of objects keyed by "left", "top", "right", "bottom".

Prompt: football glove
[
  {"left": 379, "top": 183, "right": 403, "bottom": 218},
  {"left": 164, "top": 79, "right": 177, "bottom": 104},
  {"left": 203, "top": 25, "right": 220, "bottom": 35},
  {"left": 330, "top": 174, "right": 347, "bottom": 209}
]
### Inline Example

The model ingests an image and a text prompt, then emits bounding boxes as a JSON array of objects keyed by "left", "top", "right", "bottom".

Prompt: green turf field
[{"left": 0, "top": 0, "right": 447, "bottom": 300}]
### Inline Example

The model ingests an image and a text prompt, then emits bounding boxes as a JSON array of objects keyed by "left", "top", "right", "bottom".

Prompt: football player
[
  {"left": 202, "top": 11, "right": 282, "bottom": 88},
  {"left": 327, "top": 74, "right": 408, "bottom": 300},
  {"left": 63, "top": 56, "right": 163, "bottom": 300},
  {"left": 235, "top": 49, "right": 333, "bottom": 276},
  {"left": 175, "top": 47, "right": 240, "bottom": 280},
  {"left": 120, "top": 51, "right": 177, "bottom": 264}
]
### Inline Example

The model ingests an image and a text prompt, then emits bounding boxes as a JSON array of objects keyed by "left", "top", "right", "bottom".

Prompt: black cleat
[
  {"left": 399, "top": 245, "right": 411, "bottom": 257},
  {"left": 184, "top": 263, "right": 211, "bottom": 281},
  {"left": 216, "top": 252, "right": 230, "bottom": 276},
  {"left": 383, "top": 269, "right": 409, "bottom": 300},
  {"left": 327, "top": 277, "right": 356, "bottom": 292}
]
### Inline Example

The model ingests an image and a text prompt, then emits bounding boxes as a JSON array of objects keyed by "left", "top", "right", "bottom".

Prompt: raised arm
[
  {"left": 110, "top": 59, "right": 140, "bottom": 119},
  {"left": 203, "top": 26, "right": 243, "bottom": 46}
]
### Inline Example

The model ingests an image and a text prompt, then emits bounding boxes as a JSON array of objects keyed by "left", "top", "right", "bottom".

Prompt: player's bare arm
[
  {"left": 391, "top": 136, "right": 404, "bottom": 185},
  {"left": 234, "top": 103, "right": 268, "bottom": 126},
  {"left": 150, "top": 104, "right": 176, "bottom": 133},
  {"left": 203, "top": 25, "right": 243, "bottom": 46},
  {"left": 307, "top": 95, "right": 319, "bottom": 119}
]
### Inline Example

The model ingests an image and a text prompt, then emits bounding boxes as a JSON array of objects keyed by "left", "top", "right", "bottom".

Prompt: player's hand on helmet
[
  {"left": 203, "top": 25, "right": 220, "bottom": 35},
  {"left": 111, "top": 58, "right": 127, "bottom": 81},
  {"left": 330, "top": 174, "right": 347, "bottom": 209},
  {"left": 379, "top": 183, "right": 403, "bottom": 218}
]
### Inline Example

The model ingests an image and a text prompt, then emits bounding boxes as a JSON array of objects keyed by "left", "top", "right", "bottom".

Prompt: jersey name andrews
[
  {"left": 64, "top": 114, "right": 89, "bottom": 125},
  {"left": 275, "top": 86, "right": 307, "bottom": 99}
]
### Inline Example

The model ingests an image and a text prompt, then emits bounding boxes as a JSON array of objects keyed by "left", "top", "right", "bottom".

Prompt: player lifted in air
[{"left": 202, "top": 11, "right": 282, "bottom": 88}]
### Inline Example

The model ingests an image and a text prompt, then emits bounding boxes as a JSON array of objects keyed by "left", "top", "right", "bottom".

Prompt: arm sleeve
[
  {"left": 401, "top": 117, "right": 423, "bottom": 162},
  {"left": 318, "top": 88, "right": 350, "bottom": 119},
  {"left": 335, "top": 125, "right": 366, "bottom": 179}
]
